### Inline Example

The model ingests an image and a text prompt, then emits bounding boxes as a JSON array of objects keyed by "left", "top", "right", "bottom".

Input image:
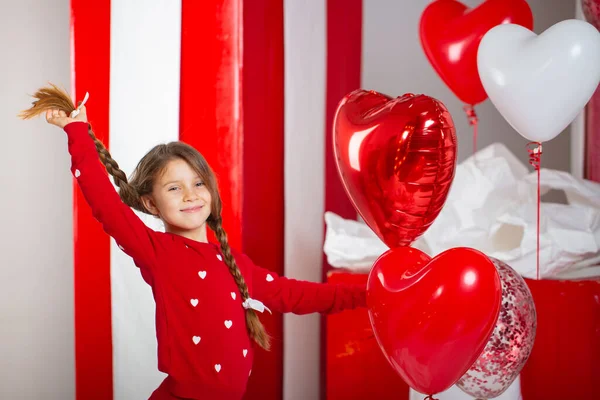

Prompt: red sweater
[{"left": 64, "top": 122, "right": 366, "bottom": 399}]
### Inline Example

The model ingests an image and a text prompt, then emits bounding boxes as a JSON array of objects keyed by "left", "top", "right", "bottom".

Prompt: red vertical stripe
[
  {"left": 242, "top": 1, "right": 284, "bottom": 399},
  {"left": 323, "top": 0, "right": 363, "bottom": 397},
  {"left": 585, "top": 87, "right": 600, "bottom": 182},
  {"left": 324, "top": 0, "right": 362, "bottom": 224},
  {"left": 179, "top": 1, "right": 285, "bottom": 399},
  {"left": 71, "top": 1, "right": 113, "bottom": 399},
  {"left": 521, "top": 278, "right": 600, "bottom": 399},
  {"left": 179, "top": 0, "right": 244, "bottom": 250}
]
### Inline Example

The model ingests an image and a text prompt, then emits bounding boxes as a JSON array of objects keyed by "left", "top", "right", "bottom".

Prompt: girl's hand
[{"left": 45, "top": 105, "right": 88, "bottom": 129}]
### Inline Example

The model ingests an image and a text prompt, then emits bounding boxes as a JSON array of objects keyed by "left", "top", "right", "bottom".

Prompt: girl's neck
[{"left": 166, "top": 223, "right": 209, "bottom": 243}]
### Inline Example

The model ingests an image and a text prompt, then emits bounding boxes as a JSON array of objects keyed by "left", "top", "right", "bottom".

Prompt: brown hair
[{"left": 20, "top": 84, "right": 270, "bottom": 350}]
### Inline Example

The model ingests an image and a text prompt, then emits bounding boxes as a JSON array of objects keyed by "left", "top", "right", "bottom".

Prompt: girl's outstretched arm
[{"left": 243, "top": 254, "right": 366, "bottom": 315}]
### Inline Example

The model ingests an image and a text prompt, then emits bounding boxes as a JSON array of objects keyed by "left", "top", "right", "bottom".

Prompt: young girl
[{"left": 20, "top": 85, "right": 366, "bottom": 400}]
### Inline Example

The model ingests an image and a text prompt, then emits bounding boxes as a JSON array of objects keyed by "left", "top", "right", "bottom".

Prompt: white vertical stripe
[
  {"left": 109, "top": 1, "right": 182, "bottom": 399},
  {"left": 283, "top": 1, "right": 326, "bottom": 399}
]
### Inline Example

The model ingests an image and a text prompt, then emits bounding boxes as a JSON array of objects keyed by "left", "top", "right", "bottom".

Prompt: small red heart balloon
[
  {"left": 583, "top": 0, "right": 600, "bottom": 31},
  {"left": 333, "top": 89, "right": 457, "bottom": 248},
  {"left": 419, "top": 0, "right": 533, "bottom": 105},
  {"left": 367, "top": 247, "right": 502, "bottom": 395}
]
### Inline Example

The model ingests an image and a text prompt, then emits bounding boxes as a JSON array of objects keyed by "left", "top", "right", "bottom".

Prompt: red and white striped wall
[
  {"left": 70, "top": 1, "right": 582, "bottom": 399},
  {"left": 70, "top": 1, "right": 359, "bottom": 399}
]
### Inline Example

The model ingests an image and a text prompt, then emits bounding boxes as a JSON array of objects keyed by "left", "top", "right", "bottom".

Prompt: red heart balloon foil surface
[
  {"left": 419, "top": 0, "right": 533, "bottom": 105},
  {"left": 366, "top": 247, "right": 502, "bottom": 395},
  {"left": 333, "top": 90, "right": 457, "bottom": 248}
]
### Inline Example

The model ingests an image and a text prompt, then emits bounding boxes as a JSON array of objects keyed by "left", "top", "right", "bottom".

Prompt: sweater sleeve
[
  {"left": 64, "top": 121, "right": 158, "bottom": 271},
  {"left": 245, "top": 255, "right": 366, "bottom": 315}
]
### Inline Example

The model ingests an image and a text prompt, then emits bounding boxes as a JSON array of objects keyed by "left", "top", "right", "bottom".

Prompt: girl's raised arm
[
  {"left": 20, "top": 87, "right": 158, "bottom": 273},
  {"left": 64, "top": 119, "right": 159, "bottom": 272}
]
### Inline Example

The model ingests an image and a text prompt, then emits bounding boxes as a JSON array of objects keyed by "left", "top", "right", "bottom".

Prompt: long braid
[
  {"left": 208, "top": 217, "right": 271, "bottom": 351},
  {"left": 19, "top": 84, "right": 145, "bottom": 212},
  {"left": 85, "top": 125, "right": 145, "bottom": 211}
]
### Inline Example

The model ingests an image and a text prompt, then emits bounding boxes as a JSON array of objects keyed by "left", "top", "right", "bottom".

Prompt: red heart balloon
[
  {"left": 419, "top": 0, "right": 533, "bottom": 105},
  {"left": 367, "top": 247, "right": 502, "bottom": 395},
  {"left": 583, "top": 0, "right": 600, "bottom": 30},
  {"left": 333, "top": 89, "right": 457, "bottom": 248}
]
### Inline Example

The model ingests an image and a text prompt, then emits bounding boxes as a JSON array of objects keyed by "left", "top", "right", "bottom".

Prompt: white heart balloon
[{"left": 477, "top": 19, "right": 600, "bottom": 142}]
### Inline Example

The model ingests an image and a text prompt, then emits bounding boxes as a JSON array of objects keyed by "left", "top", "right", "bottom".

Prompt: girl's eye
[
  {"left": 196, "top": 182, "right": 204, "bottom": 187},
  {"left": 168, "top": 186, "right": 179, "bottom": 191}
]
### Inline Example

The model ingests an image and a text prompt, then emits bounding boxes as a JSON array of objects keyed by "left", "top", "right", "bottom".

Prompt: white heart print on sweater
[
  {"left": 266, "top": 274, "right": 274, "bottom": 282},
  {"left": 243, "top": 349, "right": 248, "bottom": 357},
  {"left": 192, "top": 336, "right": 201, "bottom": 345},
  {"left": 198, "top": 271, "right": 207, "bottom": 279},
  {"left": 215, "top": 364, "right": 222, "bottom": 373},
  {"left": 190, "top": 299, "right": 198, "bottom": 307},
  {"left": 231, "top": 292, "right": 236, "bottom": 300},
  {"left": 224, "top": 320, "right": 233, "bottom": 329}
]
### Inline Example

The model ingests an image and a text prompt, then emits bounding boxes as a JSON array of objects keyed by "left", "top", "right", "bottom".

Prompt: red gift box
[
  {"left": 326, "top": 270, "right": 409, "bottom": 400},
  {"left": 521, "top": 277, "right": 600, "bottom": 400},
  {"left": 326, "top": 272, "right": 600, "bottom": 399}
]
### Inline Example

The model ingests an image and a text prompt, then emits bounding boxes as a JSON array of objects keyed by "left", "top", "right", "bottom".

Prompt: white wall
[
  {"left": 0, "top": 0, "right": 74, "bottom": 399},
  {"left": 363, "top": 0, "right": 575, "bottom": 172}
]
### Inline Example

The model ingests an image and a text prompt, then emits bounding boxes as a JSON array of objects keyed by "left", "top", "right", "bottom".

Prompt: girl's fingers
[
  {"left": 76, "top": 105, "right": 87, "bottom": 121},
  {"left": 44, "top": 108, "right": 77, "bottom": 127}
]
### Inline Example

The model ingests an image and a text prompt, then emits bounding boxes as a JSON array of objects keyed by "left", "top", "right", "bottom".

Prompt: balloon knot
[
  {"left": 463, "top": 104, "right": 478, "bottom": 125},
  {"left": 527, "top": 142, "right": 542, "bottom": 170}
]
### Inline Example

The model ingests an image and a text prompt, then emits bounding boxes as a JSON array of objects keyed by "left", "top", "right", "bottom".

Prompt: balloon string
[
  {"left": 464, "top": 104, "right": 478, "bottom": 155},
  {"left": 424, "top": 396, "right": 439, "bottom": 400},
  {"left": 527, "top": 142, "right": 542, "bottom": 280}
]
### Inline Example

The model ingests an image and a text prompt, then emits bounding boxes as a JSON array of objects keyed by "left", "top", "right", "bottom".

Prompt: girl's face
[{"left": 142, "top": 158, "right": 212, "bottom": 240}]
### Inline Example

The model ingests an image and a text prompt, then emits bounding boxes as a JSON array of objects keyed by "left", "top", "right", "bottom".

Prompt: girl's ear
[{"left": 141, "top": 195, "right": 160, "bottom": 217}]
